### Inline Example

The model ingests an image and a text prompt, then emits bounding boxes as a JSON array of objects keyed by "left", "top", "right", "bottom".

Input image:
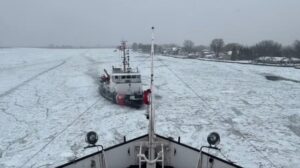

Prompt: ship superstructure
[{"left": 99, "top": 41, "right": 143, "bottom": 108}]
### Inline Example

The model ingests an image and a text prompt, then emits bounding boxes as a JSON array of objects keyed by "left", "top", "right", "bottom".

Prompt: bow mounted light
[
  {"left": 85, "top": 131, "right": 98, "bottom": 146},
  {"left": 207, "top": 132, "right": 220, "bottom": 146}
]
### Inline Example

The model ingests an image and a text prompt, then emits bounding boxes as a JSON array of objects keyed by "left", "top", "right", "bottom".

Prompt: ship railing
[{"left": 137, "top": 142, "right": 164, "bottom": 168}]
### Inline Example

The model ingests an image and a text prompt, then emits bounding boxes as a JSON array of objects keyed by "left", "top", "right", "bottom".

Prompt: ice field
[{"left": 0, "top": 48, "right": 300, "bottom": 168}]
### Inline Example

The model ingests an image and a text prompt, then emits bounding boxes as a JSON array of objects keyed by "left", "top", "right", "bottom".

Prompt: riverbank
[{"left": 161, "top": 54, "right": 300, "bottom": 69}]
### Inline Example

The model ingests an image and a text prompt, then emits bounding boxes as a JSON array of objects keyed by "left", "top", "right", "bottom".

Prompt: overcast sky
[{"left": 0, "top": 0, "right": 300, "bottom": 47}]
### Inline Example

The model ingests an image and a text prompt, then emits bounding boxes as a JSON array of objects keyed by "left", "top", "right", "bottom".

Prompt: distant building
[
  {"left": 218, "top": 53, "right": 231, "bottom": 60},
  {"left": 163, "top": 47, "right": 181, "bottom": 55},
  {"left": 202, "top": 49, "right": 215, "bottom": 58}
]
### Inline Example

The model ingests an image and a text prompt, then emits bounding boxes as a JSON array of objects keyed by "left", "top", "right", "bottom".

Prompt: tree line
[
  {"left": 132, "top": 39, "right": 300, "bottom": 60},
  {"left": 222, "top": 40, "right": 300, "bottom": 60}
]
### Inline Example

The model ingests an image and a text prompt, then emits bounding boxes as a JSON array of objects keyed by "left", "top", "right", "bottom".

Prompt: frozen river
[{"left": 0, "top": 48, "right": 299, "bottom": 168}]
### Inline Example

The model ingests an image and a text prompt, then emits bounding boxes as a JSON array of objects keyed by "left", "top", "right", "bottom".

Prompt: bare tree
[
  {"left": 183, "top": 40, "right": 194, "bottom": 53},
  {"left": 224, "top": 43, "right": 242, "bottom": 60},
  {"left": 224, "top": 43, "right": 241, "bottom": 51},
  {"left": 253, "top": 40, "right": 282, "bottom": 57},
  {"left": 293, "top": 40, "right": 300, "bottom": 58},
  {"left": 194, "top": 45, "right": 207, "bottom": 52},
  {"left": 282, "top": 46, "right": 294, "bottom": 59},
  {"left": 238, "top": 46, "right": 254, "bottom": 60},
  {"left": 131, "top": 43, "right": 138, "bottom": 51},
  {"left": 210, "top": 39, "right": 224, "bottom": 57}
]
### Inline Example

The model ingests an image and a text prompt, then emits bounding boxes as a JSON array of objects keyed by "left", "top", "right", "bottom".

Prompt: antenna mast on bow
[
  {"left": 138, "top": 27, "right": 164, "bottom": 168},
  {"left": 148, "top": 26, "right": 156, "bottom": 167}
]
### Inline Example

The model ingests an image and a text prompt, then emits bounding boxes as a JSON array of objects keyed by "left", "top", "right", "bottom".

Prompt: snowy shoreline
[{"left": 161, "top": 54, "right": 300, "bottom": 69}]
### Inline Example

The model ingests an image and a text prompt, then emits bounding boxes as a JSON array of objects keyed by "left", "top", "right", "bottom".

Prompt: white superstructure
[{"left": 99, "top": 42, "right": 143, "bottom": 107}]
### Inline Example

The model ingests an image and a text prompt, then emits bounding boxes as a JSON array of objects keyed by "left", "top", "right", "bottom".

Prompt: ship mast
[
  {"left": 137, "top": 27, "right": 164, "bottom": 168},
  {"left": 121, "top": 41, "right": 129, "bottom": 72},
  {"left": 122, "top": 41, "right": 126, "bottom": 72},
  {"left": 148, "top": 26, "right": 156, "bottom": 167}
]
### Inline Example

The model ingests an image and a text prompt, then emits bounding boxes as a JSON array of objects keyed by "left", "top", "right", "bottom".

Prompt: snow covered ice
[{"left": 0, "top": 48, "right": 300, "bottom": 168}]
